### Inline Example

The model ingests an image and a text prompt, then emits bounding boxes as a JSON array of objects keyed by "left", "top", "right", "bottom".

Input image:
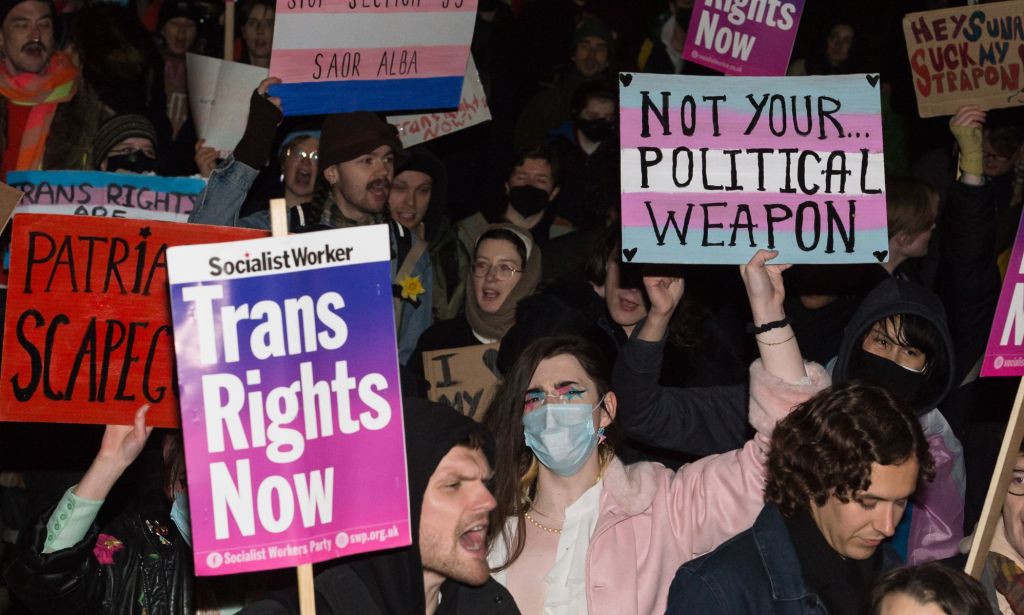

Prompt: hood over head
[
  {"left": 832, "top": 277, "right": 955, "bottom": 416},
  {"left": 341, "top": 398, "right": 493, "bottom": 615}
]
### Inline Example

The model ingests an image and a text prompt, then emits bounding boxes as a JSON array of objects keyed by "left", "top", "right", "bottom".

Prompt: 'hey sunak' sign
[
  {"left": 619, "top": 72, "right": 887, "bottom": 265},
  {"left": 167, "top": 225, "right": 410, "bottom": 575}
]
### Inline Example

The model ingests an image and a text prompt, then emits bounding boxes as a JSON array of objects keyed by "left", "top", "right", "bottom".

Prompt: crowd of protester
[{"left": 0, "top": 0, "right": 1023, "bottom": 613}]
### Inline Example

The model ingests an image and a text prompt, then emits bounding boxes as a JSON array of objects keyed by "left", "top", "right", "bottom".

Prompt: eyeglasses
[
  {"left": 286, "top": 149, "right": 318, "bottom": 162},
  {"left": 472, "top": 261, "right": 521, "bottom": 281},
  {"left": 523, "top": 388, "right": 589, "bottom": 412},
  {"left": 1009, "top": 471, "right": 1024, "bottom": 497}
]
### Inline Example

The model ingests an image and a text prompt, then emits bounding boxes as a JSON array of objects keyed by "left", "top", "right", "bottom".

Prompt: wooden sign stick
[
  {"left": 966, "top": 376, "right": 1024, "bottom": 579},
  {"left": 267, "top": 198, "right": 316, "bottom": 614},
  {"left": 223, "top": 2, "right": 235, "bottom": 62}
]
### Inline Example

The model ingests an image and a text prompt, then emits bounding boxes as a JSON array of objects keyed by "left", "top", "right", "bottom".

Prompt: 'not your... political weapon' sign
[{"left": 618, "top": 72, "right": 887, "bottom": 265}]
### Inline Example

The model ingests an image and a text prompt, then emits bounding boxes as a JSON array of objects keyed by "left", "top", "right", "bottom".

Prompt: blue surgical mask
[
  {"left": 170, "top": 491, "right": 192, "bottom": 547},
  {"left": 523, "top": 400, "right": 605, "bottom": 477}
]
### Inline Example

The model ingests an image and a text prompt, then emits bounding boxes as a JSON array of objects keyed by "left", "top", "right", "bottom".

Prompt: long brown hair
[{"left": 482, "top": 335, "right": 618, "bottom": 571}]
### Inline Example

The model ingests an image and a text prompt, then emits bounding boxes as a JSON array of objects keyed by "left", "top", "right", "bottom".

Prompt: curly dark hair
[
  {"left": 862, "top": 562, "right": 995, "bottom": 615},
  {"left": 766, "top": 382, "right": 935, "bottom": 517}
]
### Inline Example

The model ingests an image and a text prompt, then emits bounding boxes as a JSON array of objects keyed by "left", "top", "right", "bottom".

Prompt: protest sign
[
  {"left": 167, "top": 224, "right": 410, "bottom": 575},
  {"left": 8, "top": 171, "right": 204, "bottom": 223},
  {"left": 188, "top": 53, "right": 270, "bottom": 152},
  {"left": 268, "top": 0, "right": 480, "bottom": 116},
  {"left": 0, "top": 215, "right": 264, "bottom": 427},
  {"left": 422, "top": 342, "right": 499, "bottom": 421},
  {"left": 966, "top": 208, "right": 1024, "bottom": 579},
  {"left": 982, "top": 214, "right": 1024, "bottom": 377},
  {"left": 0, "top": 181, "right": 23, "bottom": 230},
  {"left": 903, "top": 1, "right": 1024, "bottom": 118},
  {"left": 618, "top": 72, "right": 887, "bottom": 265},
  {"left": 683, "top": 0, "right": 804, "bottom": 76},
  {"left": 388, "top": 56, "right": 490, "bottom": 147}
]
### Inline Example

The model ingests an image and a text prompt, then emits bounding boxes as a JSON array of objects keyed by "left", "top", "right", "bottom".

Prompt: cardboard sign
[
  {"left": 0, "top": 180, "right": 23, "bottom": 230},
  {"left": 618, "top": 72, "right": 887, "bottom": 265},
  {"left": 388, "top": 56, "right": 490, "bottom": 147},
  {"left": 0, "top": 215, "right": 264, "bottom": 427},
  {"left": 167, "top": 225, "right": 410, "bottom": 575},
  {"left": 8, "top": 171, "right": 204, "bottom": 223},
  {"left": 268, "top": 0, "right": 480, "bottom": 116},
  {"left": 903, "top": 1, "right": 1024, "bottom": 118},
  {"left": 982, "top": 213, "right": 1024, "bottom": 376},
  {"left": 422, "top": 343, "right": 498, "bottom": 421},
  {"left": 188, "top": 53, "right": 270, "bottom": 153},
  {"left": 683, "top": 0, "right": 805, "bottom": 76}
]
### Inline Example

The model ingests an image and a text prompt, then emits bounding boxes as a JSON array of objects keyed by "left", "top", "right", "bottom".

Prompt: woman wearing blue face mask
[{"left": 483, "top": 250, "right": 831, "bottom": 615}]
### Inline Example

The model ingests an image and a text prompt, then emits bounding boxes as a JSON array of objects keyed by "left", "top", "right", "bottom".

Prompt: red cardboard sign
[{"left": 0, "top": 214, "right": 265, "bottom": 427}]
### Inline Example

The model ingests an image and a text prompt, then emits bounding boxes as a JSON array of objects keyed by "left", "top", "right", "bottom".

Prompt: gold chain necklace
[{"left": 524, "top": 511, "right": 562, "bottom": 534}]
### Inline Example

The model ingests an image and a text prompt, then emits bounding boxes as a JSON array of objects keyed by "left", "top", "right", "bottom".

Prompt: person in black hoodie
[
  {"left": 240, "top": 399, "right": 519, "bottom": 615},
  {"left": 829, "top": 277, "right": 964, "bottom": 565}
]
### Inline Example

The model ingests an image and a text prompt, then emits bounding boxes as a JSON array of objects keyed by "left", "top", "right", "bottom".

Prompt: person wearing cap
[
  {"left": 0, "top": 0, "right": 110, "bottom": 175},
  {"left": 92, "top": 114, "right": 159, "bottom": 173},
  {"left": 189, "top": 77, "right": 406, "bottom": 231},
  {"left": 514, "top": 15, "right": 614, "bottom": 152},
  {"left": 238, "top": 399, "right": 520, "bottom": 615},
  {"left": 158, "top": 0, "right": 198, "bottom": 142}
]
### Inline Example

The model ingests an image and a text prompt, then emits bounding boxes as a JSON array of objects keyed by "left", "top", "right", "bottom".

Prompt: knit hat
[
  {"left": 158, "top": 0, "right": 199, "bottom": 30},
  {"left": 0, "top": 0, "right": 54, "bottom": 27},
  {"left": 91, "top": 114, "right": 158, "bottom": 168},
  {"left": 574, "top": 15, "right": 613, "bottom": 47},
  {"left": 319, "top": 111, "right": 407, "bottom": 169}
]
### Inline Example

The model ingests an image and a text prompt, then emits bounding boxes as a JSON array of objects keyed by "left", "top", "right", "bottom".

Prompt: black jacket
[
  {"left": 238, "top": 399, "right": 521, "bottom": 615},
  {"left": 6, "top": 504, "right": 193, "bottom": 615}
]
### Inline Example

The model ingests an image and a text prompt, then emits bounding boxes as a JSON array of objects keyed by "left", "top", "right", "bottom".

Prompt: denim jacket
[
  {"left": 188, "top": 156, "right": 433, "bottom": 364},
  {"left": 666, "top": 504, "right": 899, "bottom": 615}
]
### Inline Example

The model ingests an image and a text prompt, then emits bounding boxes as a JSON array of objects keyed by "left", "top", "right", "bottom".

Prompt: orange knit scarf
[{"left": 0, "top": 51, "right": 79, "bottom": 170}]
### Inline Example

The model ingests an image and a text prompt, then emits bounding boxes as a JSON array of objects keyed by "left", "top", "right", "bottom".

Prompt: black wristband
[{"left": 747, "top": 317, "right": 790, "bottom": 335}]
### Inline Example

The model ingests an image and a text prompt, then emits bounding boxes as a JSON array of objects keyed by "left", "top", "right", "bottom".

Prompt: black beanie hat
[
  {"left": 91, "top": 114, "right": 158, "bottom": 168},
  {"left": 158, "top": 0, "right": 199, "bottom": 30},
  {"left": 319, "top": 111, "right": 407, "bottom": 169},
  {"left": 0, "top": 0, "right": 54, "bottom": 27}
]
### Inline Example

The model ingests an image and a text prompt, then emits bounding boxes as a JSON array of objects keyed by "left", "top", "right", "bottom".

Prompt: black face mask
[
  {"left": 106, "top": 151, "right": 159, "bottom": 174},
  {"left": 577, "top": 117, "right": 616, "bottom": 143},
  {"left": 851, "top": 349, "right": 928, "bottom": 413},
  {"left": 508, "top": 185, "right": 550, "bottom": 217},
  {"left": 674, "top": 8, "right": 693, "bottom": 29}
]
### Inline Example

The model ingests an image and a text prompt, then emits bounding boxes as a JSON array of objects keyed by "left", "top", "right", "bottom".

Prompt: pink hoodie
[{"left": 583, "top": 359, "right": 829, "bottom": 615}]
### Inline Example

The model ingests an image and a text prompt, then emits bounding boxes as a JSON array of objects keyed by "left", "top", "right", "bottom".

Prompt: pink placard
[
  {"left": 683, "top": 0, "right": 805, "bottom": 76},
  {"left": 167, "top": 226, "right": 411, "bottom": 575},
  {"left": 983, "top": 213, "right": 1024, "bottom": 376}
]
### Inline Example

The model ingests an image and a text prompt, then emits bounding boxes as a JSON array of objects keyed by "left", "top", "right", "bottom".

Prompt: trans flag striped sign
[
  {"left": 618, "top": 72, "right": 888, "bottom": 265},
  {"left": 268, "top": 0, "right": 479, "bottom": 116}
]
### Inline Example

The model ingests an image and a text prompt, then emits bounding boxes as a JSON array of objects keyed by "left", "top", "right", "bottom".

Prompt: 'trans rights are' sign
[
  {"left": 619, "top": 72, "right": 887, "bottom": 265},
  {"left": 167, "top": 225, "right": 410, "bottom": 575}
]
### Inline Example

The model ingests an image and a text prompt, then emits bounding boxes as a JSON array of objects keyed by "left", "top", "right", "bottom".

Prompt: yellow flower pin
[{"left": 399, "top": 275, "right": 425, "bottom": 301}]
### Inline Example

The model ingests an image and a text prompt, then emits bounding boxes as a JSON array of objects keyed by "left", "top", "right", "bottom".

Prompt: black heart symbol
[
  {"left": 622, "top": 247, "right": 637, "bottom": 262},
  {"left": 873, "top": 250, "right": 888, "bottom": 262},
  {"left": 866, "top": 74, "right": 880, "bottom": 88},
  {"left": 619, "top": 73, "right": 634, "bottom": 88}
]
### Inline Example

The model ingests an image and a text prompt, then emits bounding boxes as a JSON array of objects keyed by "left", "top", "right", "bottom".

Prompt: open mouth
[
  {"left": 295, "top": 168, "right": 311, "bottom": 183},
  {"left": 395, "top": 210, "right": 418, "bottom": 224},
  {"left": 617, "top": 295, "right": 640, "bottom": 312},
  {"left": 481, "top": 288, "right": 501, "bottom": 302},
  {"left": 458, "top": 524, "right": 488, "bottom": 553}
]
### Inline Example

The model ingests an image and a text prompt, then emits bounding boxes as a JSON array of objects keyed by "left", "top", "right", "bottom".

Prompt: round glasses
[
  {"left": 286, "top": 149, "right": 318, "bottom": 162},
  {"left": 472, "top": 261, "right": 521, "bottom": 281}
]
